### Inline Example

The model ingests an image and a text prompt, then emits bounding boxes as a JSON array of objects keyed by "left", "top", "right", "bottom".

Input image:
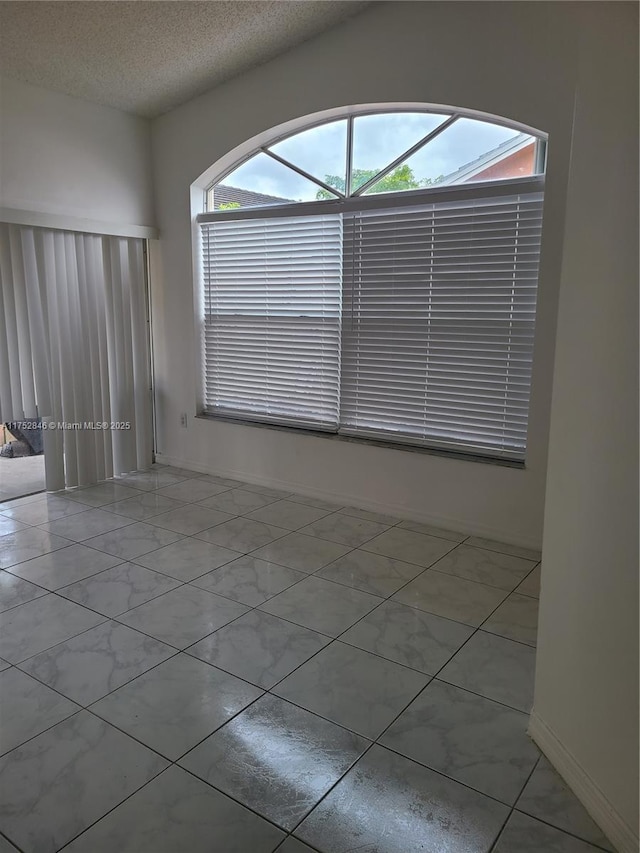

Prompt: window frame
[
  {"left": 200, "top": 174, "right": 544, "bottom": 225},
  {"left": 204, "top": 108, "right": 546, "bottom": 211},
  {"left": 195, "top": 106, "right": 547, "bottom": 466}
]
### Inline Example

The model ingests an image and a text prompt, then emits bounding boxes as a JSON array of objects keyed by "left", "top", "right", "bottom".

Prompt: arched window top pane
[
  {"left": 210, "top": 152, "right": 337, "bottom": 210},
  {"left": 207, "top": 109, "right": 544, "bottom": 209},
  {"left": 351, "top": 112, "right": 450, "bottom": 191},
  {"left": 269, "top": 119, "right": 348, "bottom": 194},
  {"left": 364, "top": 119, "right": 538, "bottom": 195}
]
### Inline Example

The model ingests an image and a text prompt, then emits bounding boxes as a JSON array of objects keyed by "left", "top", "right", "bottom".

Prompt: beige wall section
[
  {"left": 532, "top": 3, "right": 639, "bottom": 850},
  {"left": 151, "top": 0, "right": 582, "bottom": 547},
  {"left": 0, "top": 77, "right": 155, "bottom": 229}
]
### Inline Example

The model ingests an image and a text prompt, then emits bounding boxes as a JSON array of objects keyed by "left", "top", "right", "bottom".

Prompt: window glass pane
[
  {"left": 212, "top": 153, "right": 337, "bottom": 209},
  {"left": 352, "top": 112, "right": 450, "bottom": 192},
  {"left": 202, "top": 215, "right": 342, "bottom": 429},
  {"left": 269, "top": 120, "right": 348, "bottom": 197},
  {"left": 364, "top": 119, "right": 537, "bottom": 194},
  {"left": 339, "top": 193, "right": 544, "bottom": 458}
]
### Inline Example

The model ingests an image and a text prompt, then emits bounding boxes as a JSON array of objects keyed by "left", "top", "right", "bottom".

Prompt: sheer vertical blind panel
[
  {"left": 340, "top": 193, "right": 544, "bottom": 458},
  {"left": 0, "top": 227, "right": 37, "bottom": 421},
  {"left": 0, "top": 223, "right": 152, "bottom": 490},
  {"left": 202, "top": 215, "right": 342, "bottom": 429}
]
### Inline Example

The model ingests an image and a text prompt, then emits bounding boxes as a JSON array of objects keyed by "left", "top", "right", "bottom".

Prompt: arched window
[{"left": 198, "top": 108, "right": 546, "bottom": 462}]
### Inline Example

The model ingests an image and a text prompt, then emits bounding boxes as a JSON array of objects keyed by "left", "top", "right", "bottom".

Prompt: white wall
[
  {"left": 531, "top": 4, "right": 639, "bottom": 851},
  {"left": 151, "top": 1, "right": 580, "bottom": 547},
  {"left": 0, "top": 77, "right": 155, "bottom": 230}
]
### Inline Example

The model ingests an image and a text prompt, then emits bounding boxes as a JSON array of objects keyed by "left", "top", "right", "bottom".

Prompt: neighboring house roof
[
  {"left": 442, "top": 133, "right": 535, "bottom": 185},
  {"left": 213, "top": 184, "right": 294, "bottom": 208}
]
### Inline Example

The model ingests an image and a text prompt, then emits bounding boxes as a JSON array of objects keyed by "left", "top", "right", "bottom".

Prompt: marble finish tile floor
[{"left": 0, "top": 465, "right": 613, "bottom": 853}]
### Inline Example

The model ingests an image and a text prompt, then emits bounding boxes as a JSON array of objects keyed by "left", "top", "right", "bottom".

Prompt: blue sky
[{"left": 222, "top": 113, "right": 525, "bottom": 201}]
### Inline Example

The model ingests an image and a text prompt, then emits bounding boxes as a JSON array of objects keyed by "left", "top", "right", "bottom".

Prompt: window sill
[{"left": 195, "top": 412, "right": 525, "bottom": 469}]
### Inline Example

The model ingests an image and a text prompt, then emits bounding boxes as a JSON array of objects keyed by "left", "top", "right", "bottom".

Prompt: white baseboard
[
  {"left": 528, "top": 710, "right": 638, "bottom": 853},
  {"left": 154, "top": 451, "right": 542, "bottom": 551}
]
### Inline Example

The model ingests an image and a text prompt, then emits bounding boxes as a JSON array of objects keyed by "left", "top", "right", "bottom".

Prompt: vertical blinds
[
  {"left": 200, "top": 190, "right": 543, "bottom": 460},
  {"left": 340, "top": 194, "right": 544, "bottom": 458},
  {"left": 201, "top": 215, "right": 342, "bottom": 429},
  {"left": 0, "top": 224, "right": 152, "bottom": 490}
]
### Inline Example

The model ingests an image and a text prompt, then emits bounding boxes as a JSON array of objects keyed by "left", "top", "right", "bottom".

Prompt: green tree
[{"left": 316, "top": 164, "right": 444, "bottom": 199}]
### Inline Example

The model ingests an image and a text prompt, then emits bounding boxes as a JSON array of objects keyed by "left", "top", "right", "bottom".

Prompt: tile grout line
[
  {"left": 3, "top": 504, "right": 534, "bottom": 705},
  {"left": 6, "top": 682, "right": 609, "bottom": 853},
  {"left": 51, "top": 700, "right": 294, "bottom": 852},
  {"left": 5, "top": 513, "right": 377, "bottom": 755},
  {"left": 0, "top": 828, "right": 25, "bottom": 853},
  {"left": 2, "top": 516, "right": 534, "bottom": 704},
  {"left": 484, "top": 754, "right": 614, "bottom": 853},
  {"left": 3, "top": 526, "right": 486, "bottom": 684},
  {"left": 4, "top": 582, "right": 297, "bottom": 846},
  {"left": 182, "top": 534, "right": 536, "bottom": 840},
  {"left": 278, "top": 541, "right": 539, "bottom": 840},
  {"left": 53, "top": 761, "right": 175, "bottom": 853},
  {"left": 1, "top": 468, "right": 545, "bottom": 853},
  {"left": 487, "top": 755, "right": 543, "bottom": 853},
  {"left": 2, "top": 497, "right": 352, "bottom": 668},
  {"left": 37, "top": 495, "right": 405, "bottom": 613},
  {"left": 260, "top": 538, "right": 544, "bottom": 839}
]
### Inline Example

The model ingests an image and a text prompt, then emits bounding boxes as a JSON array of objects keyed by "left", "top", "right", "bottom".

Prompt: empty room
[{"left": 0, "top": 2, "right": 637, "bottom": 852}]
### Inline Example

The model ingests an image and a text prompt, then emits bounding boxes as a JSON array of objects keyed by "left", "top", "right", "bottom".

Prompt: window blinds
[
  {"left": 200, "top": 189, "right": 543, "bottom": 461},
  {"left": 201, "top": 215, "right": 342, "bottom": 429},
  {"left": 340, "top": 194, "right": 544, "bottom": 458},
  {"left": 0, "top": 224, "right": 152, "bottom": 490}
]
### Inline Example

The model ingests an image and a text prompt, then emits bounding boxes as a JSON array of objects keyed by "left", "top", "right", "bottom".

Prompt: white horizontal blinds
[
  {"left": 340, "top": 192, "right": 544, "bottom": 459},
  {"left": 202, "top": 215, "right": 342, "bottom": 429}
]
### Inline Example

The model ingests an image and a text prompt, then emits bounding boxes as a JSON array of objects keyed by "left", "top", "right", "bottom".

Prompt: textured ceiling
[{"left": 0, "top": 1, "right": 371, "bottom": 118}]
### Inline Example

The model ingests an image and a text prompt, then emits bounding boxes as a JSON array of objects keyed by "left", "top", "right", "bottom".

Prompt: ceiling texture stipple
[{"left": 0, "top": 1, "right": 371, "bottom": 118}]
